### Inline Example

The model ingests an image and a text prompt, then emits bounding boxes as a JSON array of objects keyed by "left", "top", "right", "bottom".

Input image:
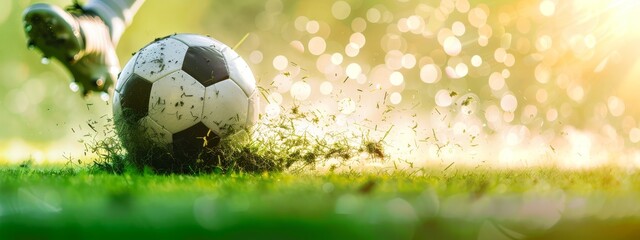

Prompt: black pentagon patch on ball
[
  {"left": 172, "top": 122, "right": 220, "bottom": 158},
  {"left": 120, "top": 73, "right": 152, "bottom": 121},
  {"left": 182, "top": 46, "right": 229, "bottom": 87}
]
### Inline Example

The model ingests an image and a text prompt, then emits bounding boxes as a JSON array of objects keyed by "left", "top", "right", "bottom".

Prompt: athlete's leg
[
  {"left": 84, "top": 0, "right": 145, "bottom": 45},
  {"left": 22, "top": 0, "right": 145, "bottom": 97}
]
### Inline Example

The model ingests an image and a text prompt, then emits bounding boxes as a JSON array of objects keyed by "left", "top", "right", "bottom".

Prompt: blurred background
[{"left": 1, "top": 0, "right": 640, "bottom": 168}]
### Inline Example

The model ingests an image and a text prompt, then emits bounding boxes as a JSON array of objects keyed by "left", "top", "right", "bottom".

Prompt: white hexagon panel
[
  {"left": 134, "top": 38, "right": 189, "bottom": 81},
  {"left": 201, "top": 80, "right": 249, "bottom": 134},
  {"left": 148, "top": 70, "right": 206, "bottom": 133}
]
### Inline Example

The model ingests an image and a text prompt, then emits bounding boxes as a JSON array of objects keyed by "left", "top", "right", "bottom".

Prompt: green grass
[
  {"left": 5, "top": 98, "right": 640, "bottom": 239},
  {"left": 2, "top": 165, "right": 640, "bottom": 239},
  {"left": 5, "top": 92, "right": 639, "bottom": 239},
  {"left": 86, "top": 103, "right": 394, "bottom": 174}
]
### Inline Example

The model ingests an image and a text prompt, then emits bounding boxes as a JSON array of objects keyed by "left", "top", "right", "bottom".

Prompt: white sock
[{"left": 84, "top": 0, "right": 145, "bottom": 45}]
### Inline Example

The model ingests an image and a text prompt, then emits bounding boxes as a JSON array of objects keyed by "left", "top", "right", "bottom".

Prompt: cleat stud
[
  {"left": 25, "top": 24, "right": 33, "bottom": 33},
  {"left": 95, "top": 78, "right": 105, "bottom": 87},
  {"left": 69, "top": 82, "right": 80, "bottom": 92},
  {"left": 100, "top": 92, "right": 110, "bottom": 101},
  {"left": 41, "top": 57, "right": 50, "bottom": 65}
]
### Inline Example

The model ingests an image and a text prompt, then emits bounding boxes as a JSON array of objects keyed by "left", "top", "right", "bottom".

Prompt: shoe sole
[{"left": 23, "top": 3, "right": 83, "bottom": 63}]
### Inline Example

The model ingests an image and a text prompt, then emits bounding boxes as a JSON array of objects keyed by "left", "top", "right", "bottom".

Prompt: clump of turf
[
  {"left": 87, "top": 104, "right": 388, "bottom": 174},
  {"left": 78, "top": 118, "right": 128, "bottom": 174}
]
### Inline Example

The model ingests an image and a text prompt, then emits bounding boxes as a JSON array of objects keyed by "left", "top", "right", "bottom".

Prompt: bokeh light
[{"left": 3, "top": 0, "right": 640, "bottom": 168}]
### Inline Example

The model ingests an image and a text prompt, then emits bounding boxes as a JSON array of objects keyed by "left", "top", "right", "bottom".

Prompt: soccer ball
[{"left": 112, "top": 33, "right": 259, "bottom": 170}]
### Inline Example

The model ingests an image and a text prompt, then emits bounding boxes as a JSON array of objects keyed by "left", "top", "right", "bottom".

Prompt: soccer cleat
[{"left": 23, "top": 3, "right": 119, "bottom": 97}]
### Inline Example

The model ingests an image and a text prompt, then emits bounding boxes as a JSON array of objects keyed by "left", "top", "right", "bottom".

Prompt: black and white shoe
[{"left": 23, "top": 3, "right": 119, "bottom": 97}]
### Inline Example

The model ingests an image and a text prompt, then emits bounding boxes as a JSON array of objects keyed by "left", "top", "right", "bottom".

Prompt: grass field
[
  {"left": 4, "top": 0, "right": 640, "bottom": 239},
  {"left": 2, "top": 164, "right": 640, "bottom": 239}
]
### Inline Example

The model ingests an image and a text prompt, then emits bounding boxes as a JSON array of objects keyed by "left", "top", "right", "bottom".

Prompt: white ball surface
[{"left": 113, "top": 34, "right": 259, "bottom": 162}]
